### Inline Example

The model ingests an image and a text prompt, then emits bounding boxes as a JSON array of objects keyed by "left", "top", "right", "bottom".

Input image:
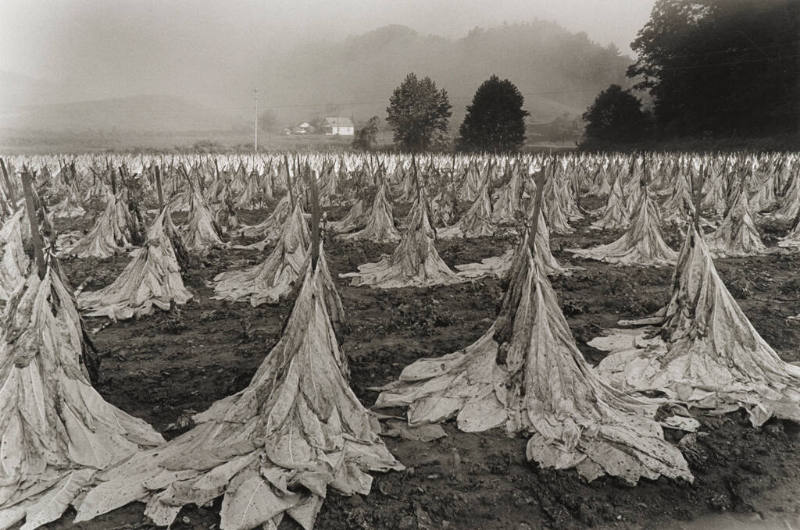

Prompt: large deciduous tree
[
  {"left": 458, "top": 75, "right": 529, "bottom": 152},
  {"left": 628, "top": 0, "right": 800, "bottom": 138},
  {"left": 581, "top": 84, "right": 650, "bottom": 146},
  {"left": 386, "top": 73, "right": 452, "bottom": 152}
]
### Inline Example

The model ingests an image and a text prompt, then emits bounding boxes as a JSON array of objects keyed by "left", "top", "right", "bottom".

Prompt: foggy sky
[{"left": 0, "top": 0, "right": 655, "bottom": 111}]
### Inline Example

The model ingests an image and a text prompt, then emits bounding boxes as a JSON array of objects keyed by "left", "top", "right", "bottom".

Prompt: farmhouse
[{"left": 324, "top": 116, "right": 354, "bottom": 136}]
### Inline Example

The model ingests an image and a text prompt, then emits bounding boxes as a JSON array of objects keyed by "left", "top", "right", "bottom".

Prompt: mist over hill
[
  {"left": 1, "top": 21, "right": 631, "bottom": 139},
  {"left": 0, "top": 94, "right": 240, "bottom": 133},
  {"left": 260, "top": 22, "right": 631, "bottom": 127}
]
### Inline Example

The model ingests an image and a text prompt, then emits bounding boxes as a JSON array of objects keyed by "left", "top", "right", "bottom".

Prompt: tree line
[
  {"left": 354, "top": 73, "right": 529, "bottom": 153},
  {"left": 582, "top": 0, "right": 799, "bottom": 148},
  {"left": 354, "top": 0, "right": 798, "bottom": 152}
]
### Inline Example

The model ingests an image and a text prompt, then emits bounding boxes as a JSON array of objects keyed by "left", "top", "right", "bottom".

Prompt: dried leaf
[
  {"left": 20, "top": 469, "right": 94, "bottom": 530},
  {"left": 219, "top": 471, "right": 295, "bottom": 530}
]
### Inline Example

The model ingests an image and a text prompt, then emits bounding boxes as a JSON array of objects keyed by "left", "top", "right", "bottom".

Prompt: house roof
[{"left": 324, "top": 117, "right": 353, "bottom": 127}]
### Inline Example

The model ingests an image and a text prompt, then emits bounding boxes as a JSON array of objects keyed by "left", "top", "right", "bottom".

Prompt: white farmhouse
[{"left": 324, "top": 117, "right": 354, "bottom": 136}]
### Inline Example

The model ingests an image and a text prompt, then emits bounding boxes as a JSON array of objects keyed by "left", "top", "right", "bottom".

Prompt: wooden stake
[
  {"left": 411, "top": 154, "right": 421, "bottom": 199},
  {"left": 155, "top": 164, "right": 164, "bottom": 208},
  {"left": 69, "top": 161, "right": 77, "bottom": 186},
  {"left": 110, "top": 166, "right": 118, "bottom": 196},
  {"left": 309, "top": 166, "right": 321, "bottom": 269},
  {"left": 527, "top": 161, "right": 548, "bottom": 255},
  {"left": 0, "top": 190, "right": 9, "bottom": 218},
  {"left": 178, "top": 164, "right": 196, "bottom": 192},
  {"left": 118, "top": 165, "right": 128, "bottom": 193},
  {"left": 284, "top": 154, "right": 294, "bottom": 208},
  {"left": 641, "top": 154, "right": 649, "bottom": 187},
  {"left": 690, "top": 162, "right": 706, "bottom": 233},
  {"left": 0, "top": 157, "right": 16, "bottom": 206},
  {"left": 21, "top": 169, "right": 46, "bottom": 278}
]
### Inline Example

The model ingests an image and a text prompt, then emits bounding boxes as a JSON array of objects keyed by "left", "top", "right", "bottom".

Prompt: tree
[
  {"left": 457, "top": 75, "right": 529, "bottom": 152},
  {"left": 628, "top": 0, "right": 800, "bottom": 138},
  {"left": 581, "top": 84, "right": 650, "bottom": 146},
  {"left": 309, "top": 116, "right": 326, "bottom": 134},
  {"left": 352, "top": 116, "right": 380, "bottom": 151},
  {"left": 386, "top": 73, "right": 452, "bottom": 152}
]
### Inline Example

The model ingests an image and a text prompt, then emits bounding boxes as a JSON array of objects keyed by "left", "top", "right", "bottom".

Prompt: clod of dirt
[
  {"left": 779, "top": 277, "right": 800, "bottom": 296},
  {"left": 183, "top": 271, "right": 208, "bottom": 288},
  {"left": 561, "top": 298, "right": 586, "bottom": 316},
  {"left": 739, "top": 460, "right": 766, "bottom": 474},
  {"left": 449, "top": 448, "right": 464, "bottom": 481},
  {"left": 487, "top": 454, "right": 510, "bottom": 475},
  {"left": 679, "top": 433, "right": 710, "bottom": 470},
  {"left": 708, "top": 492, "right": 734, "bottom": 511},
  {"left": 728, "top": 275, "right": 755, "bottom": 299},
  {"left": 764, "top": 421, "right": 786, "bottom": 438},
  {"left": 397, "top": 514, "right": 416, "bottom": 529},
  {"left": 159, "top": 315, "right": 188, "bottom": 334},
  {"left": 238, "top": 319, "right": 254, "bottom": 342},
  {"left": 414, "top": 502, "right": 435, "bottom": 529},
  {"left": 165, "top": 409, "right": 197, "bottom": 433}
]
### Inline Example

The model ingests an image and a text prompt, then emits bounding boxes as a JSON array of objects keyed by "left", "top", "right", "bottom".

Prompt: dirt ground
[{"left": 49, "top": 198, "right": 800, "bottom": 530}]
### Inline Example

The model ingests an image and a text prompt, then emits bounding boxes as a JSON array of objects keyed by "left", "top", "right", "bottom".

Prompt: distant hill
[
  {"left": 0, "top": 94, "right": 240, "bottom": 133},
  {"left": 259, "top": 22, "right": 632, "bottom": 127},
  {"left": 0, "top": 21, "right": 631, "bottom": 142}
]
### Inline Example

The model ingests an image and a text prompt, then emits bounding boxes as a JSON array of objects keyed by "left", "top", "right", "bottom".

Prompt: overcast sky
[{"left": 0, "top": 0, "right": 655, "bottom": 107}]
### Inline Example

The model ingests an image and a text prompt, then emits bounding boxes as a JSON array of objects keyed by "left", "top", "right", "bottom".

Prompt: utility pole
[{"left": 253, "top": 89, "right": 259, "bottom": 153}]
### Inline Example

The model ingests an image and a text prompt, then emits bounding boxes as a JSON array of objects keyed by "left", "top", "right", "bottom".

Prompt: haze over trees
[
  {"left": 386, "top": 73, "right": 452, "bottom": 152},
  {"left": 626, "top": 0, "right": 799, "bottom": 140},
  {"left": 256, "top": 22, "right": 630, "bottom": 127},
  {"left": 1, "top": 21, "right": 632, "bottom": 148},
  {"left": 457, "top": 75, "right": 529, "bottom": 152}
]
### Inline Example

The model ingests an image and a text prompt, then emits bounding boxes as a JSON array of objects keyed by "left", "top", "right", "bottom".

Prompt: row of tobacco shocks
[{"left": 0, "top": 155, "right": 799, "bottom": 530}]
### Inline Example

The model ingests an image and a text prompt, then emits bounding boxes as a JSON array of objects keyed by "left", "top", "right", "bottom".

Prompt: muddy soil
[{"left": 47, "top": 200, "right": 800, "bottom": 530}]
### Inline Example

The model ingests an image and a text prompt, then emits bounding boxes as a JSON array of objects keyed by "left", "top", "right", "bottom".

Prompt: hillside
[
  {"left": 259, "top": 22, "right": 631, "bottom": 126},
  {"left": 0, "top": 21, "right": 631, "bottom": 143},
  {"left": 0, "top": 94, "right": 240, "bottom": 134}
]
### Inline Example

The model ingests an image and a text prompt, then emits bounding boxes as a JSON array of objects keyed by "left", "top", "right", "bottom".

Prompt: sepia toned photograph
[{"left": 0, "top": 1, "right": 798, "bottom": 528}]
